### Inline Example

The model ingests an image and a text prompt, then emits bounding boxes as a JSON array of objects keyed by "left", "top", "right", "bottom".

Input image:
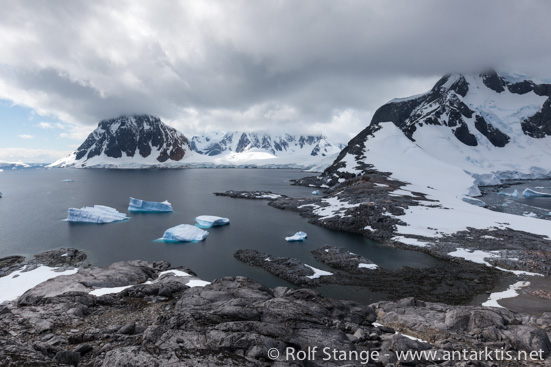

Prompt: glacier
[
  {"left": 66, "top": 205, "right": 128, "bottom": 223},
  {"left": 285, "top": 231, "right": 307, "bottom": 242},
  {"left": 128, "top": 197, "right": 173, "bottom": 212},
  {"left": 195, "top": 215, "right": 230, "bottom": 228},
  {"left": 522, "top": 188, "right": 551, "bottom": 198},
  {"left": 159, "top": 224, "right": 209, "bottom": 242}
]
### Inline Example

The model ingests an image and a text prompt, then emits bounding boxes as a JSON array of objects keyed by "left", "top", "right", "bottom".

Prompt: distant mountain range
[{"left": 49, "top": 115, "right": 341, "bottom": 169}]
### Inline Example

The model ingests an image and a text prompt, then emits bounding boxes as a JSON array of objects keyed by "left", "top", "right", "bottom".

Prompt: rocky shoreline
[
  {"left": 234, "top": 247, "right": 503, "bottom": 305},
  {"left": 1, "top": 250, "right": 550, "bottom": 366}
]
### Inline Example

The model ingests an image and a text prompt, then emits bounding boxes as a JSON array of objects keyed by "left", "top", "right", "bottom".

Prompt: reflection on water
[{"left": 0, "top": 168, "right": 445, "bottom": 302}]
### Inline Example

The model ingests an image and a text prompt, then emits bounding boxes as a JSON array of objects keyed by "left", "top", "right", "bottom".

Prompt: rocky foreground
[{"left": 0, "top": 250, "right": 550, "bottom": 366}]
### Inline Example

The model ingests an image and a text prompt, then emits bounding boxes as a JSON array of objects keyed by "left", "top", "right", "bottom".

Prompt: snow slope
[{"left": 322, "top": 71, "right": 551, "bottom": 241}]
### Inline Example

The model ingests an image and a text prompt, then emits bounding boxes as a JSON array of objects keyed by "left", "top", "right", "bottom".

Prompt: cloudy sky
[{"left": 1, "top": 0, "right": 550, "bottom": 162}]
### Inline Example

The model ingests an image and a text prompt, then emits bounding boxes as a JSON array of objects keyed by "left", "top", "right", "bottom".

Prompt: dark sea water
[
  {"left": 480, "top": 179, "right": 551, "bottom": 219},
  {"left": 0, "top": 168, "right": 443, "bottom": 302}
]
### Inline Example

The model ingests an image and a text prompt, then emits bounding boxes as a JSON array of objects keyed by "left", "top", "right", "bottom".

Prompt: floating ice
[
  {"left": 285, "top": 231, "right": 307, "bottom": 242},
  {"left": 160, "top": 224, "right": 208, "bottom": 242},
  {"left": 522, "top": 188, "right": 551, "bottom": 198},
  {"left": 522, "top": 212, "right": 538, "bottom": 218},
  {"left": 66, "top": 205, "right": 128, "bottom": 223},
  {"left": 61, "top": 179, "right": 74, "bottom": 182},
  {"left": 128, "top": 197, "right": 173, "bottom": 212},
  {"left": 461, "top": 196, "right": 487, "bottom": 207},
  {"left": 312, "top": 190, "right": 320, "bottom": 195},
  {"left": 195, "top": 215, "right": 230, "bottom": 228},
  {"left": 498, "top": 189, "right": 518, "bottom": 198}
]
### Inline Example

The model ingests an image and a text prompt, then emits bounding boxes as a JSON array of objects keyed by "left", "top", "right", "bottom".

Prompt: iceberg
[
  {"left": 522, "top": 188, "right": 551, "bottom": 198},
  {"left": 195, "top": 215, "right": 230, "bottom": 228},
  {"left": 461, "top": 196, "right": 487, "bottom": 207},
  {"left": 160, "top": 224, "right": 208, "bottom": 242},
  {"left": 66, "top": 205, "right": 128, "bottom": 223},
  {"left": 128, "top": 197, "right": 173, "bottom": 212},
  {"left": 498, "top": 189, "right": 518, "bottom": 198},
  {"left": 61, "top": 179, "right": 74, "bottom": 182},
  {"left": 522, "top": 212, "right": 538, "bottom": 218},
  {"left": 285, "top": 231, "right": 307, "bottom": 242},
  {"left": 312, "top": 190, "right": 320, "bottom": 195}
]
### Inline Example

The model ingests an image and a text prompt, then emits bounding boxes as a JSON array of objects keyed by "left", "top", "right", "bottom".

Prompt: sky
[{"left": 1, "top": 0, "right": 550, "bottom": 162}]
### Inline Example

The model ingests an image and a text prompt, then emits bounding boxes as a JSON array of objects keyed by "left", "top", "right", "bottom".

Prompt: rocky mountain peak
[{"left": 50, "top": 114, "right": 191, "bottom": 168}]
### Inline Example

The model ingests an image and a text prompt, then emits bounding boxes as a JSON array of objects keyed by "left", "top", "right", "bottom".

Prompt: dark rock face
[
  {"left": 373, "top": 298, "right": 551, "bottom": 359},
  {"left": 474, "top": 115, "right": 510, "bottom": 147},
  {"left": 0, "top": 256, "right": 548, "bottom": 366},
  {"left": 73, "top": 115, "right": 190, "bottom": 164},
  {"left": 522, "top": 99, "right": 551, "bottom": 138},
  {"left": 311, "top": 245, "right": 377, "bottom": 274}
]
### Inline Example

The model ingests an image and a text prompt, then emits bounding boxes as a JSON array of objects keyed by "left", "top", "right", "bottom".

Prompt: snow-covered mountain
[
  {"left": 49, "top": 115, "right": 191, "bottom": 168},
  {"left": 324, "top": 70, "right": 551, "bottom": 187},
  {"left": 186, "top": 131, "right": 341, "bottom": 169},
  {"left": 314, "top": 70, "right": 551, "bottom": 245}
]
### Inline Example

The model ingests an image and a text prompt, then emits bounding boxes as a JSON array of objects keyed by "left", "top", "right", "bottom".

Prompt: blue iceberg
[
  {"left": 159, "top": 224, "right": 208, "bottom": 242},
  {"left": 498, "top": 189, "right": 518, "bottom": 198},
  {"left": 66, "top": 205, "right": 128, "bottom": 223},
  {"left": 285, "top": 231, "right": 307, "bottom": 242},
  {"left": 128, "top": 197, "right": 173, "bottom": 212},
  {"left": 461, "top": 196, "right": 487, "bottom": 207},
  {"left": 522, "top": 188, "right": 551, "bottom": 198},
  {"left": 195, "top": 215, "right": 230, "bottom": 228},
  {"left": 312, "top": 190, "right": 320, "bottom": 195}
]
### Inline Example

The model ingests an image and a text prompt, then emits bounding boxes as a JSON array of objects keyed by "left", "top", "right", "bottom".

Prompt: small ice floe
[
  {"left": 66, "top": 205, "right": 128, "bottom": 223},
  {"left": 522, "top": 212, "right": 538, "bottom": 218},
  {"left": 285, "top": 231, "right": 307, "bottom": 242},
  {"left": 358, "top": 263, "right": 379, "bottom": 270},
  {"left": 159, "top": 224, "right": 208, "bottom": 242},
  {"left": 462, "top": 196, "right": 487, "bottom": 207},
  {"left": 128, "top": 197, "right": 173, "bottom": 212},
  {"left": 498, "top": 189, "right": 518, "bottom": 198},
  {"left": 61, "top": 179, "right": 74, "bottom": 182},
  {"left": 482, "top": 281, "right": 530, "bottom": 308},
  {"left": 312, "top": 190, "right": 320, "bottom": 195},
  {"left": 195, "top": 215, "right": 230, "bottom": 228},
  {"left": 522, "top": 188, "right": 551, "bottom": 198},
  {"left": 304, "top": 264, "right": 333, "bottom": 279}
]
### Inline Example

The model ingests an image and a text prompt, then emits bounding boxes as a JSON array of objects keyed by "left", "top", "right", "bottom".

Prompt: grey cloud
[{"left": 1, "top": 0, "right": 550, "bottom": 143}]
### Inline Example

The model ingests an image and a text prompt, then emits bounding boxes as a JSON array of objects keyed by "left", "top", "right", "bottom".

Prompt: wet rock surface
[
  {"left": 311, "top": 245, "right": 378, "bottom": 274},
  {"left": 235, "top": 248, "right": 502, "bottom": 305},
  {"left": 0, "top": 259, "right": 548, "bottom": 366}
]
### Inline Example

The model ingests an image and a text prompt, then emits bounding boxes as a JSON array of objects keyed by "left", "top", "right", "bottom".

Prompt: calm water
[
  {"left": 481, "top": 179, "right": 551, "bottom": 219},
  {"left": 0, "top": 168, "right": 443, "bottom": 301}
]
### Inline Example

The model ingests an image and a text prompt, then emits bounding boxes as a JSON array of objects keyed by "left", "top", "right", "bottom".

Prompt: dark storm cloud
[{"left": 1, "top": 0, "right": 550, "bottom": 142}]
